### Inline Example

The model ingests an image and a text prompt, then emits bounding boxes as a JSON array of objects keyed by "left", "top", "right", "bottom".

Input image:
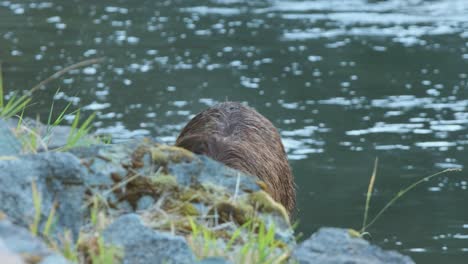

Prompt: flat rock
[
  {"left": 168, "top": 155, "right": 261, "bottom": 194},
  {"left": 0, "top": 219, "right": 71, "bottom": 264},
  {"left": 0, "top": 152, "right": 88, "bottom": 237},
  {"left": 103, "top": 214, "right": 197, "bottom": 264},
  {"left": 293, "top": 227, "right": 414, "bottom": 264}
]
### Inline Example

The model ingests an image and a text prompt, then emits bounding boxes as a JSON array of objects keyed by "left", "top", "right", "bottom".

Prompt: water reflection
[{"left": 1, "top": 0, "right": 467, "bottom": 262}]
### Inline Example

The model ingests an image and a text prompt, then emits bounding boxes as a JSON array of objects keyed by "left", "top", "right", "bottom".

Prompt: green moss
[
  {"left": 210, "top": 202, "right": 253, "bottom": 225},
  {"left": 150, "top": 145, "right": 194, "bottom": 165},
  {"left": 158, "top": 197, "right": 200, "bottom": 217},
  {"left": 151, "top": 174, "right": 179, "bottom": 192},
  {"left": 179, "top": 203, "right": 199, "bottom": 216},
  {"left": 248, "top": 191, "right": 290, "bottom": 224},
  {"left": 255, "top": 180, "right": 270, "bottom": 193},
  {"left": 348, "top": 229, "right": 361, "bottom": 238},
  {"left": 179, "top": 188, "right": 203, "bottom": 203}
]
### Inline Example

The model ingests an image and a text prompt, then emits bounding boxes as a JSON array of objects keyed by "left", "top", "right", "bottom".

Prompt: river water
[{"left": 1, "top": 0, "right": 467, "bottom": 262}]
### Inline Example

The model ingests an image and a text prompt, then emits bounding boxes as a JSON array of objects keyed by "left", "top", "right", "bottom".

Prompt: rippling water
[{"left": 1, "top": 0, "right": 467, "bottom": 262}]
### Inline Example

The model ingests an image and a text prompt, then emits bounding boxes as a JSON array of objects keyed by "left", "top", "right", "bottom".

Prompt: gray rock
[
  {"left": 103, "top": 214, "right": 196, "bottom": 264},
  {"left": 136, "top": 196, "right": 155, "bottom": 211},
  {"left": 168, "top": 155, "right": 261, "bottom": 194},
  {"left": 199, "top": 257, "right": 232, "bottom": 264},
  {"left": 0, "top": 152, "right": 88, "bottom": 237},
  {"left": 0, "top": 239, "right": 24, "bottom": 264},
  {"left": 5, "top": 117, "right": 88, "bottom": 151},
  {"left": 0, "top": 120, "right": 21, "bottom": 155},
  {"left": 292, "top": 228, "right": 414, "bottom": 264},
  {"left": 39, "top": 255, "right": 72, "bottom": 264},
  {"left": 0, "top": 219, "right": 71, "bottom": 264},
  {"left": 69, "top": 142, "right": 134, "bottom": 187}
]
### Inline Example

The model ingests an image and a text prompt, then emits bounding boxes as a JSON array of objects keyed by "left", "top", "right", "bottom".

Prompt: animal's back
[{"left": 175, "top": 102, "right": 296, "bottom": 214}]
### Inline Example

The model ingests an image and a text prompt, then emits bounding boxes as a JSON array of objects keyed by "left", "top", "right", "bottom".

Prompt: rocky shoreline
[{"left": 0, "top": 119, "right": 414, "bottom": 264}]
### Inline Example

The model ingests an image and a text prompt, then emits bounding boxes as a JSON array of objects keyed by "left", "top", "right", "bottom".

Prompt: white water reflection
[
  {"left": 415, "top": 141, "right": 457, "bottom": 148},
  {"left": 372, "top": 96, "right": 433, "bottom": 109},
  {"left": 180, "top": 7, "right": 241, "bottom": 16},
  {"left": 275, "top": 0, "right": 468, "bottom": 44},
  {"left": 95, "top": 124, "right": 150, "bottom": 141},
  {"left": 347, "top": 123, "right": 424, "bottom": 135}
]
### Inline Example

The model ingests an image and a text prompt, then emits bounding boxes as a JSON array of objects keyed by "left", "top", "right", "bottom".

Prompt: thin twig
[{"left": 29, "top": 57, "right": 105, "bottom": 95}]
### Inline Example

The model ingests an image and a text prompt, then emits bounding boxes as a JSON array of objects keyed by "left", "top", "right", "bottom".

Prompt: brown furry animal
[{"left": 175, "top": 102, "right": 295, "bottom": 214}]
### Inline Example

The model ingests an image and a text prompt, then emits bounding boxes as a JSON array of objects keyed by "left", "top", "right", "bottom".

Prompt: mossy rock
[
  {"left": 209, "top": 201, "right": 253, "bottom": 225},
  {"left": 151, "top": 174, "right": 179, "bottom": 192},
  {"left": 151, "top": 145, "right": 194, "bottom": 165},
  {"left": 248, "top": 191, "right": 290, "bottom": 224}
]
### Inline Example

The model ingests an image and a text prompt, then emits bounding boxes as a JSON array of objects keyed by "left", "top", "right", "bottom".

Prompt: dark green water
[{"left": 1, "top": 0, "right": 467, "bottom": 262}]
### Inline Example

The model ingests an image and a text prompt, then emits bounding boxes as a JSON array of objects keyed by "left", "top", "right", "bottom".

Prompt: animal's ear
[{"left": 176, "top": 135, "right": 209, "bottom": 155}]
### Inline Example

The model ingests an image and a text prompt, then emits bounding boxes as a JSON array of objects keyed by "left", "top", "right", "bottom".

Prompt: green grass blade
[
  {"left": 363, "top": 168, "right": 461, "bottom": 231},
  {"left": 79, "top": 112, "right": 96, "bottom": 133},
  {"left": 226, "top": 226, "right": 243, "bottom": 251},
  {"left": 64, "top": 111, "right": 95, "bottom": 149},
  {"left": 1, "top": 93, "right": 17, "bottom": 113},
  {"left": 52, "top": 102, "right": 72, "bottom": 127},
  {"left": 65, "top": 111, "right": 81, "bottom": 146},
  {"left": 188, "top": 217, "right": 199, "bottom": 237},
  {"left": 0, "top": 63, "right": 30, "bottom": 118},
  {"left": 361, "top": 157, "right": 378, "bottom": 233},
  {"left": 45, "top": 98, "right": 73, "bottom": 143},
  {"left": 46, "top": 96, "right": 56, "bottom": 128},
  {"left": 61, "top": 230, "right": 78, "bottom": 261},
  {"left": 70, "top": 110, "right": 80, "bottom": 130},
  {"left": 43, "top": 202, "right": 57, "bottom": 236},
  {"left": 90, "top": 196, "right": 98, "bottom": 227},
  {"left": 265, "top": 222, "right": 275, "bottom": 244},
  {"left": 1, "top": 94, "right": 31, "bottom": 118},
  {"left": 16, "top": 108, "right": 25, "bottom": 130},
  {"left": 202, "top": 228, "right": 213, "bottom": 256},
  {"left": 9, "top": 96, "right": 31, "bottom": 118},
  {"left": 30, "top": 180, "right": 42, "bottom": 236}
]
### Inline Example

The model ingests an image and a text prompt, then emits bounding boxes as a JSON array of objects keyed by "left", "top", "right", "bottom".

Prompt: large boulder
[{"left": 293, "top": 228, "right": 414, "bottom": 264}]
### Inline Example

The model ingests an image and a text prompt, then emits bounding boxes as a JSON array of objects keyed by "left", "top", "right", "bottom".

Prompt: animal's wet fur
[{"left": 175, "top": 102, "right": 296, "bottom": 215}]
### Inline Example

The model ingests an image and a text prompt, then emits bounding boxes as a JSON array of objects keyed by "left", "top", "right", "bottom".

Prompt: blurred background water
[{"left": 1, "top": 0, "right": 467, "bottom": 262}]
